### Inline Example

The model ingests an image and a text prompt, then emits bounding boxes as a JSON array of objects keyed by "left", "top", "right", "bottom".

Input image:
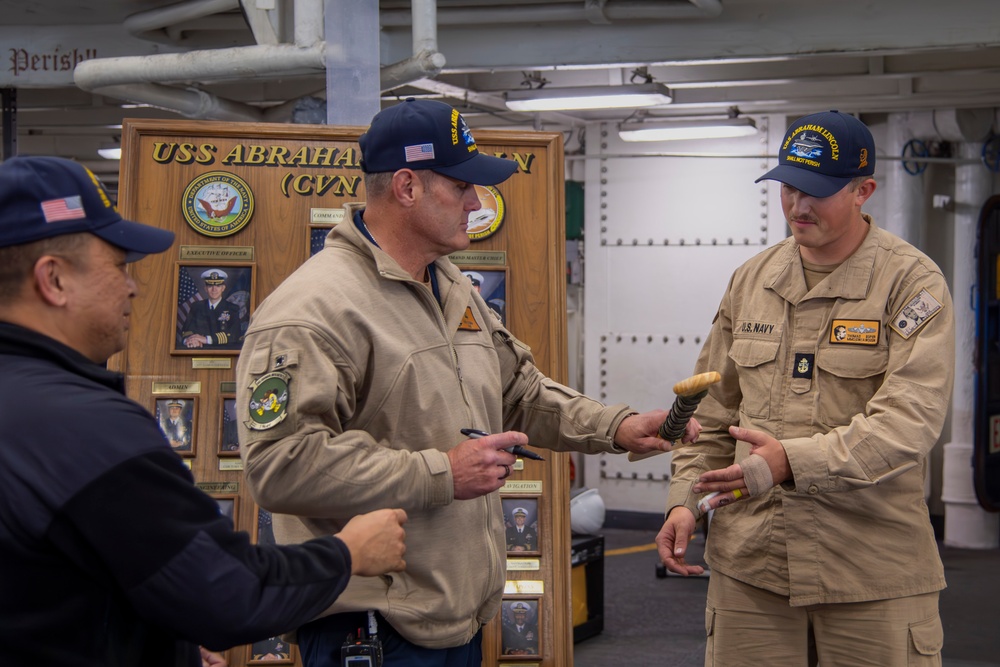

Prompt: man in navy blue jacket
[{"left": 0, "top": 156, "right": 408, "bottom": 666}]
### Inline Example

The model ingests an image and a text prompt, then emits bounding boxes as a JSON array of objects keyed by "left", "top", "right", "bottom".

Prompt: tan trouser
[{"left": 705, "top": 572, "right": 942, "bottom": 667}]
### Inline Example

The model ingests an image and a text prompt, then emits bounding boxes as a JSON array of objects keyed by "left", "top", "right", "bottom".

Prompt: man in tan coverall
[{"left": 656, "top": 111, "right": 954, "bottom": 666}]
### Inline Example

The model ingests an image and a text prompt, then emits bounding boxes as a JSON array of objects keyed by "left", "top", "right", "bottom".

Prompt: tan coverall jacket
[
  {"left": 667, "top": 217, "right": 954, "bottom": 606},
  {"left": 236, "top": 215, "right": 631, "bottom": 649}
]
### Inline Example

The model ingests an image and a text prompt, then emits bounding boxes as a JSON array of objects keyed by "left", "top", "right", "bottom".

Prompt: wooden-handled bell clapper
[{"left": 627, "top": 371, "right": 721, "bottom": 462}]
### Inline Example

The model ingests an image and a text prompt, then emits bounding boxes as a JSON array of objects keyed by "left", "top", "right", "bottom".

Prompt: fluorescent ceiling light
[
  {"left": 619, "top": 117, "right": 757, "bottom": 142},
  {"left": 98, "top": 147, "right": 122, "bottom": 160},
  {"left": 505, "top": 83, "right": 672, "bottom": 112}
]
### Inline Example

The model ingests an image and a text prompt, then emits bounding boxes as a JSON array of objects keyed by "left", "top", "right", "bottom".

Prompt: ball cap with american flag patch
[
  {"left": 359, "top": 98, "right": 517, "bottom": 186},
  {"left": 0, "top": 155, "right": 174, "bottom": 260}
]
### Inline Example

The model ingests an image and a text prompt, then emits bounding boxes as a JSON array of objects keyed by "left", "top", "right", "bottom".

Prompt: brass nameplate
[
  {"left": 506, "top": 559, "right": 540, "bottom": 571},
  {"left": 220, "top": 381, "right": 237, "bottom": 393},
  {"left": 179, "top": 245, "right": 255, "bottom": 261},
  {"left": 196, "top": 481, "right": 240, "bottom": 494},
  {"left": 192, "top": 358, "right": 232, "bottom": 370},
  {"left": 500, "top": 480, "right": 543, "bottom": 494},
  {"left": 504, "top": 580, "right": 544, "bottom": 595},
  {"left": 152, "top": 381, "right": 202, "bottom": 394},
  {"left": 310, "top": 208, "right": 347, "bottom": 224},
  {"left": 500, "top": 663, "right": 539, "bottom": 667},
  {"left": 449, "top": 250, "right": 507, "bottom": 266},
  {"left": 513, "top": 459, "right": 524, "bottom": 471},
  {"left": 219, "top": 459, "right": 245, "bottom": 471}
]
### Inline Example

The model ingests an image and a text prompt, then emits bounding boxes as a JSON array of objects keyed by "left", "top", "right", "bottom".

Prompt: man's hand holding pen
[{"left": 448, "top": 430, "right": 526, "bottom": 500}]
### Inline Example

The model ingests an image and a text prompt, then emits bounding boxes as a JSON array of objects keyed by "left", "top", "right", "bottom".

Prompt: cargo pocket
[
  {"left": 815, "top": 346, "right": 887, "bottom": 426},
  {"left": 908, "top": 615, "right": 943, "bottom": 665},
  {"left": 729, "top": 338, "right": 779, "bottom": 419}
]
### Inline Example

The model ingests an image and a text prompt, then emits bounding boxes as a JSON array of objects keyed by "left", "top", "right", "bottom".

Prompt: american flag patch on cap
[
  {"left": 40, "top": 196, "right": 86, "bottom": 223},
  {"left": 404, "top": 143, "right": 435, "bottom": 162}
]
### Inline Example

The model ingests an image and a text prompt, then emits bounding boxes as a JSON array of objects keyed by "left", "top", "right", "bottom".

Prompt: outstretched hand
[
  {"left": 694, "top": 425, "right": 791, "bottom": 511},
  {"left": 614, "top": 411, "right": 702, "bottom": 455},
  {"left": 655, "top": 507, "right": 705, "bottom": 576}
]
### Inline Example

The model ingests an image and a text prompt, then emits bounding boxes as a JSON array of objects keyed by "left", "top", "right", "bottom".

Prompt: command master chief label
[{"left": 829, "top": 319, "right": 879, "bottom": 345}]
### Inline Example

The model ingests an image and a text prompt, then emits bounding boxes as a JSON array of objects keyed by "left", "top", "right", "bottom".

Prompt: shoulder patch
[
  {"left": 458, "top": 306, "right": 482, "bottom": 331},
  {"left": 245, "top": 371, "right": 291, "bottom": 431},
  {"left": 889, "top": 288, "right": 943, "bottom": 339}
]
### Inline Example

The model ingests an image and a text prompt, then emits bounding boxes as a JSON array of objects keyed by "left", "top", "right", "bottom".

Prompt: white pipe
[
  {"left": 942, "top": 140, "right": 1000, "bottom": 549},
  {"left": 75, "top": 43, "right": 326, "bottom": 89},
  {"left": 294, "top": 0, "right": 323, "bottom": 47},
  {"left": 75, "top": 0, "right": 446, "bottom": 122},
  {"left": 94, "top": 83, "right": 263, "bottom": 121},
  {"left": 885, "top": 112, "right": 924, "bottom": 246},
  {"left": 124, "top": 0, "right": 241, "bottom": 45},
  {"left": 379, "top": 0, "right": 722, "bottom": 26}
]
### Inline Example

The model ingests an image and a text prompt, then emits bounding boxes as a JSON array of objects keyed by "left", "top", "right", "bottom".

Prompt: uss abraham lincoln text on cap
[
  {"left": 0, "top": 155, "right": 174, "bottom": 259},
  {"left": 359, "top": 98, "right": 518, "bottom": 187},
  {"left": 756, "top": 110, "right": 876, "bottom": 199}
]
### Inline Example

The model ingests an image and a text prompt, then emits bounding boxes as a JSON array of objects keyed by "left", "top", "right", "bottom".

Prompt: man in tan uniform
[
  {"left": 236, "top": 98, "right": 696, "bottom": 667},
  {"left": 656, "top": 111, "right": 954, "bottom": 666}
]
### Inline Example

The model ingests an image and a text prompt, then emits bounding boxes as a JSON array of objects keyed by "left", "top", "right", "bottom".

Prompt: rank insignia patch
[
  {"left": 458, "top": 306, "right": 482, "bottom": 331},
  {"left": 793, "top": 353, "right": 815, "bottom": 379},
  {"left": 245, "top": 371, "right": 291, "bottom": 431},
  {"left": 830, "top": 319, "right": 879, "bottom": 345},
  {"left": 889, "top": 288, "right": 944, "bottom": 339}
]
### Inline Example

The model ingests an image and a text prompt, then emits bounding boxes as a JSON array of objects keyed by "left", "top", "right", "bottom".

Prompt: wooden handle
[
  {"left": 671, "top": 371, "right": 721, "bottom": 397},
  {"left": 626, "top": 371, "right": 721, "bottom": 462}
]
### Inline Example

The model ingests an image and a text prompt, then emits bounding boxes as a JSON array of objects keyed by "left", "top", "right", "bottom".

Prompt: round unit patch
[
  {"left": 182, "top": 171, "right": 254, "bottom": 237},
  {"left": 245, "top": 371, "right": 291, "bottom": 431},
  {"left": 466, "top": 185, "right": 506, "bottom": 241}
]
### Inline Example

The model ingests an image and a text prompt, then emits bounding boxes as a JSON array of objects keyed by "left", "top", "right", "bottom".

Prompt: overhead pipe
[
  {"left": 123, "top": 0, "right": 244, "bottom": 46},
  {"left": 75, "top": 0, "right": 448, "bottom": 122},
  {"left": 378, "top": 0, "right": 722, "bottom": 26}
]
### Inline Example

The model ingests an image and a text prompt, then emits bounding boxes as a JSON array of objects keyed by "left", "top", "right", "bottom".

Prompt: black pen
[{"left": 460, "top": 428, "right": 545, "bottom": 461}]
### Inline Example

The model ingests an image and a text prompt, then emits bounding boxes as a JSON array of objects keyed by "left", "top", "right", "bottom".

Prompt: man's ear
[
  {"left": 33, "top": 255, "right": 70, "bottom": 307},
  {"left": 391, "top": 169, "right": 423, "bottom": 207}
]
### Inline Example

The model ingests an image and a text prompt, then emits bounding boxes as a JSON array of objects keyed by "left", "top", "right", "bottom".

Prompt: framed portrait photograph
[
  {"left": 173, "top": 262, "right": 255, "bottom": 355},
  {"left": 499, "top": 597, "right": 542, "bottom": 659},
  {"left": 253, "top": 506, "right": 275, "bottom": 546},
  {"left": 248, "top": 635, "right": 295, "bottom": 664},
  {"left": 501, "top": 496, "right": 540, "bottom": 556},
  {"left": 310, "top": 225, "right": 333, "bottom": 257},
  {"left": 217, "top": 395, "right": 240, "bottom": 457},
  {"left": 211, "top": 494, "right": 239, "bottom": 525},
  {"left": 155, "top": 396, "right": 197, "bottom": 458},
  {"left": 460, "top": 266, "right": 508, "bottom": 328}
]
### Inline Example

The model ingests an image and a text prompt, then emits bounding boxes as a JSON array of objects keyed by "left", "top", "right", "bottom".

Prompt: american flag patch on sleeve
[
  {"left": 404, "top": 143, "right": 435, "bottom": 162},
  {"left": 40, "top": 196, "right": 86, "bottom": 222}
]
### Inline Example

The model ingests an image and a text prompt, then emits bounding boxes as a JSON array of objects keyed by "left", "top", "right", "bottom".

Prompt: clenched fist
[{"left": 337, "top": 508, "right": 408, "bottom": 576}]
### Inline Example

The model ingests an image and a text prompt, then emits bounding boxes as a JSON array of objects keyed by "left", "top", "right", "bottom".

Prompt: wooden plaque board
[{"left": 114, "top": 118, "right": 571, "bottom": 666}]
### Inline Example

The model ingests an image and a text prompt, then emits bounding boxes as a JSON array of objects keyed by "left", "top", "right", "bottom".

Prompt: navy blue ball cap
[
  {"left": 756, "top": 110, "right": 876, "bottom": 198},
  {"left": 0, "top": 155, "right": 174, "bottom": 261},
  {"left": 359, "top": 98, "right": 518, "bottom": 186}
]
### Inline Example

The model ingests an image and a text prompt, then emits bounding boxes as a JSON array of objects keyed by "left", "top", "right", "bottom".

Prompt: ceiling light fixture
[
  {"left": 505, "top": 83, "right": 672, "bottom": 112},
  {"left": 618, "top": 116, "right": 757, "bottom": 142},
  {"left": 98, "top": 147, "right": 122, "bottom": 160}
]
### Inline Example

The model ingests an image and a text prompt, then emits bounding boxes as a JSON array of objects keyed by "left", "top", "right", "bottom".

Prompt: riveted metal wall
[{"left": 580, "top": 118, "right": 784, "bottom": 514}]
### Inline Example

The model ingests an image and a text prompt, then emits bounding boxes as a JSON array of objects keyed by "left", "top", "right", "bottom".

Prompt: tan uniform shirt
[
  {"left": 667, "top": 217, "right": 954, "bottom": 605},
  {"left": 236, "top": 215, "right": 631, "bottom": 648}
]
